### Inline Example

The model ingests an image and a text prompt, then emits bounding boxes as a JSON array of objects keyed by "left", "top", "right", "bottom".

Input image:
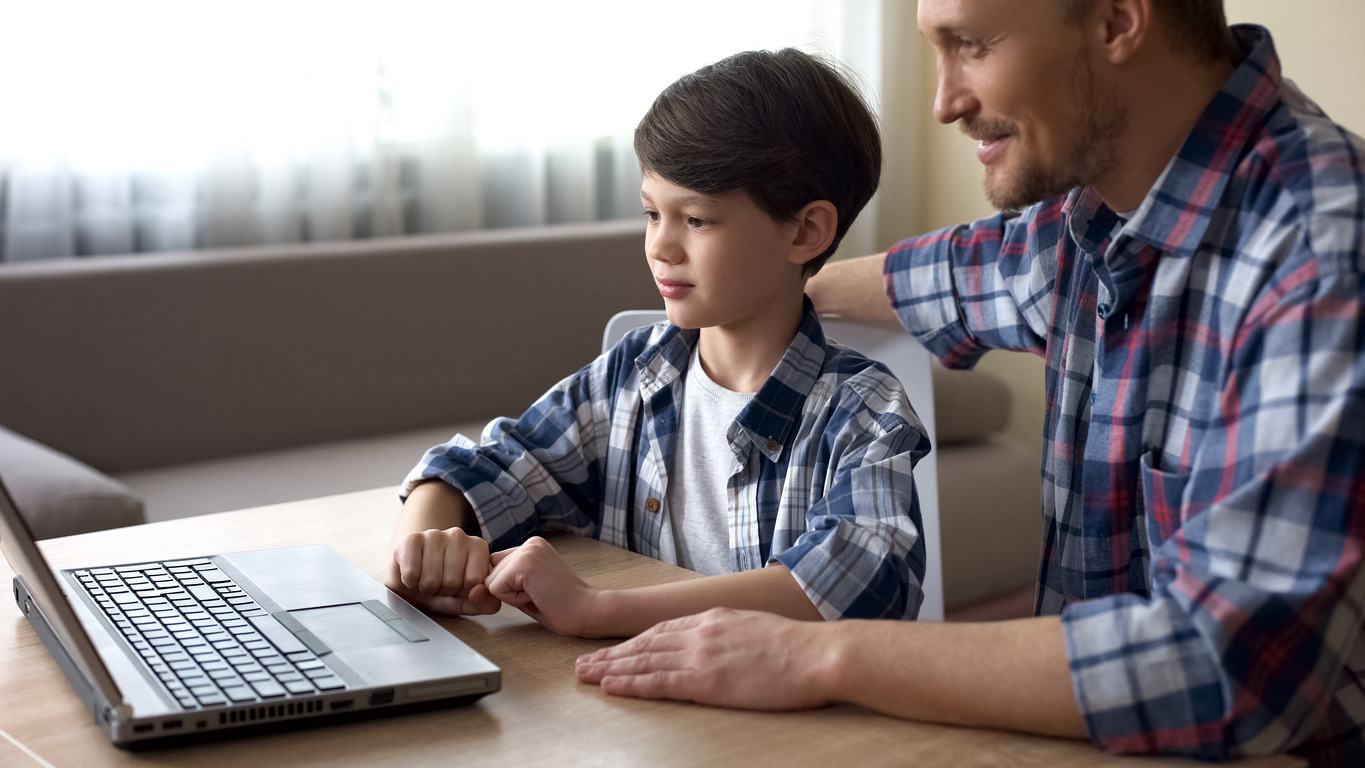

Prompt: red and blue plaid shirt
[{"left": 886, "top": 26, "right": 1364, "bottom": 765}]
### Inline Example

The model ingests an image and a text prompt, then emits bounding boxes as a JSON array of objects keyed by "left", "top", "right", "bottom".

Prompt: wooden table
[{"left": 0, "top": 488, "right": 1301, "bottom": 767}]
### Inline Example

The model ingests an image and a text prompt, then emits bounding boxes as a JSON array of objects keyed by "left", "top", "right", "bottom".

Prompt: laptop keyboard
[{"left": 72, "top": 558, "right": 347, "bottom": 710}]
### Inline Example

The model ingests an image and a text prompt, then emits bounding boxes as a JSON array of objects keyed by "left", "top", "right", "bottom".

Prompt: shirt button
[
  {"left": 766, "top": 438, "right": 780, "bottom": 452},
  {"left": 644, "top": 497, "right": 661, "bottom": 513}
]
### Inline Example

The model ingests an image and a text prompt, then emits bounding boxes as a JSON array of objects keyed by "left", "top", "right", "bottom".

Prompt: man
[{"left": 573, "top": 0, "right": 1365, "bottom": 763}]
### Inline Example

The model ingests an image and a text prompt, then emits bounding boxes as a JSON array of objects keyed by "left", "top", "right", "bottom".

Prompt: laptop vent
[{"left": 218, "top": 700, "right": 326, "bottom": 726}]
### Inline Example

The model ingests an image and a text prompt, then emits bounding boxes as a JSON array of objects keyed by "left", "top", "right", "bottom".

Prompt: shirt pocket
[{"left": 1139, "top": 451, "right": 1189, "bottom": 546}]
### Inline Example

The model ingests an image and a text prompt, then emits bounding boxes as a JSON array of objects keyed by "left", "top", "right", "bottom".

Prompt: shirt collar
[
  {"left": 634, "top": 296, "right": 828, "bottom": 463},
  {"left": 1065, "top": 24, "right": 1283, "bottom": 258}
]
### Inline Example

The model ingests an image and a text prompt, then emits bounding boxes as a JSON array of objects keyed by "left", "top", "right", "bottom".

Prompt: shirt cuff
[
  {"left": 1061, "top": 594, "right": 1228, "bottom": 758},
  {"left": 884, "top": 232, "right": 988, "bottom": 369},
  {"left": 399, "top": 433, "right": 525, "bottom": 549},
  {"left": 770, "top": 518, "right": 923, "bottom": 621}
]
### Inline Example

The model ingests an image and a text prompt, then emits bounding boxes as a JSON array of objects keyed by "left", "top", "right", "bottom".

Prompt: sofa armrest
[{"left": 0, "top": 425, "right": 145, "bottom": 540}]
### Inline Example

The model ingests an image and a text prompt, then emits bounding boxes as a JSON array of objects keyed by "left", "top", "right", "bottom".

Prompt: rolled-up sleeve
[
  {"left": 770, "top": 371, "right": 930, "bottom": 621},
  {"left": 401, "top": 362, "right": 610, "bottom": 550},
  {"left": 885, "top": 201, "right": 1063, "bottom": 367}
]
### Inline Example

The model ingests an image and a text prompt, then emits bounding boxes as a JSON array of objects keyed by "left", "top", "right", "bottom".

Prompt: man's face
[
  {"left": 640, "top": 174, "right": 804, "bottom": 331},
  {"left": 918, "top": 0, "right": 1126, "bottom": 210}
]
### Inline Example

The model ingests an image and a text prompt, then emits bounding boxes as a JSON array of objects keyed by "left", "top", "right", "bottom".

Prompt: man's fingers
[
  {"left": 578, "top": 616, "right": 700, "bottom": 665},
  {"left": 576, "top": 650, "right": 687, "bottom": 684},
  {"left": 599, "top": 670, "right": 698, "bottom": 702}
]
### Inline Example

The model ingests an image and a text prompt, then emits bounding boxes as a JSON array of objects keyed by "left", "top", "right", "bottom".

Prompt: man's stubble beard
[{"left": 984, "top": 54, "right": 1127, "bottom": 211}]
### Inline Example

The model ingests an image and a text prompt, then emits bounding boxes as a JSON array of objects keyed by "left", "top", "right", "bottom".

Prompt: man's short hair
[
  {"left": 634, "top": 48, "right": 881, "bottom": 276},
  {"left": 1062, "top": 0, "right": 1236, "bottom": 63}
]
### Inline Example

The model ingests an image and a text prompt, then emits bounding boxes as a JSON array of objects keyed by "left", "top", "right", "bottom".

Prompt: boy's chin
[{"left": 663, "top": 306, "right": 705, "bottom": 330}]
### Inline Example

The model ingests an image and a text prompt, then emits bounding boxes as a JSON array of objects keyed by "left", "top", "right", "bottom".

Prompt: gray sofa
[{"left": 0, "top": 219, "right": 1040, "bottom": 613}]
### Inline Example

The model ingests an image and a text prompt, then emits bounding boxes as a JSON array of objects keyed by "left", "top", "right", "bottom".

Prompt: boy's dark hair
[
  {"left": 1061, "top": 0, "right": 1236, "bottom": 63},
  {"left": 634, "top": 48, "right": 881, "bottom": 276}
]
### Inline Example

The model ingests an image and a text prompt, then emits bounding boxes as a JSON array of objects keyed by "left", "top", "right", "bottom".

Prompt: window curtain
[{"left": 0, "top": 0, "right": 883, "bottom": 263}]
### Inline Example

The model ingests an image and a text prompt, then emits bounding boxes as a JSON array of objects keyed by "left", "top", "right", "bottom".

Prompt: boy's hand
[
  {"left": 386, "top": 527, "right": 501, "bottom": 616},
  {"left": 485, "top": 536, "right": 604, "bottom": 637}
]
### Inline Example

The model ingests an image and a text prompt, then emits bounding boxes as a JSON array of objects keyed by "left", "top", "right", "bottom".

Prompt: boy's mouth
[{"left": 656, "top": 278, "right": 694, "bottom": 300}]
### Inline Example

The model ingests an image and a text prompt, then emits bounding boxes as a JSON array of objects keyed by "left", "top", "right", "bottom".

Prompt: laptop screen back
[{"left": 0, "top": 473, "right": 124, "bottom": 706}]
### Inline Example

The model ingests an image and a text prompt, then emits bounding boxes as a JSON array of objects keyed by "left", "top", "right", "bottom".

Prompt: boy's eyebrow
[{"left": 640, "top": 189, "right": 719, "bottom": 208}]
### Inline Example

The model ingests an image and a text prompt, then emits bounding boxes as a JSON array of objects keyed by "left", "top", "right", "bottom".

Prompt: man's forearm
[
  {"left": 392, "top": 481, "right": 480, "bottom": 544},
  {"left": 806, "top": 252, "right": 902, "bottom": 328},
  {"left": 811, "top": 616, "right": 1086, "bottom": 738},
  {"left": 591, "top": 565, "right": 823, "bottom": 637}
]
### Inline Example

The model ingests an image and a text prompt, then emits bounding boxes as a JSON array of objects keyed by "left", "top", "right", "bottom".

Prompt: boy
[{"left": 387, "top": 49, "right": 929, "bottom": 637}]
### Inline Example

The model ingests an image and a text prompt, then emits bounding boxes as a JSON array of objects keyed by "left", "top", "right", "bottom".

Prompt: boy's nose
[{"left": 645, "top": 230, "right": 684, "bottom": 264}]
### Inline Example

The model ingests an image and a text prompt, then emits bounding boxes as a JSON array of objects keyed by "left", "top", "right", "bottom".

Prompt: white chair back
[{"left": 602, "top": 311, "right": 945, "bottom": 621}]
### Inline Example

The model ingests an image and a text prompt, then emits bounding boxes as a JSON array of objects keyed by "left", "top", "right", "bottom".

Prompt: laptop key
[
  {"left": 303, "top": 667, "right": 333, "bottom": 679},
  {"left": 283, "top": 681, "right": 314, "bottom": 695},
  {"left": 221, "top": 686, "right": 256, "bottom": 703},
  {"left": 196, "top": 693, "right": 227, "bottom": 706},
  {"left": 251, "top": 680, "right": 286, "bottom": 698},
  {"left": 312, "top": 676, "right": 345, "bottom": 691}
]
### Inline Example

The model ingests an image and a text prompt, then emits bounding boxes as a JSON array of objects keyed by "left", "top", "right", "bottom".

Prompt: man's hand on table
[{"left": 574, "top": 607, "right": 833, "bottom": 710}]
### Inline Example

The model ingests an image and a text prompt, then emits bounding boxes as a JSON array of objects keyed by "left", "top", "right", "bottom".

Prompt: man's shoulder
[{"left": 1238, "top": 83, "right": 1365, "bottom": 273}]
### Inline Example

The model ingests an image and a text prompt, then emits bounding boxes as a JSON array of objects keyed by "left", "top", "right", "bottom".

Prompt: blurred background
[{"left": 1, "top": 0, "right": 1360, "bottom": 452}]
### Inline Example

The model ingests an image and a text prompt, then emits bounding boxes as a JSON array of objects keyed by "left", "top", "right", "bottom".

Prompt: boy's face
[
  {"left": 640, "top": 174, "right": 806, "bottom": 331},
  {"left": 918, "top": 0, "right": 1124, "bottom": 210}
]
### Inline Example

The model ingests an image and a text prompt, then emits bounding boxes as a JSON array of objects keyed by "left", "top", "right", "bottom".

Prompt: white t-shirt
[{"left": 657, "top": 347, "right": 753, "bottom": 576}]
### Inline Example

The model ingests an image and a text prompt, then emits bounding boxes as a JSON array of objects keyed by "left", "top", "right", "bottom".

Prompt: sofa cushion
[
  {"left": 117, "top": 421, "right": 490, "bottom": 523},
  {"left": 930, "top": 365, "right": 1012, "bottom": 446},
  {"left": 0, "top": 425, "right": 145, "bottom": 539}
]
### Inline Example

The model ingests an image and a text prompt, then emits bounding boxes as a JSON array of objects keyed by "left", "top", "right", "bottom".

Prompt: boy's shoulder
[{"left": 815, "top": 337, "right": 911, "bottom": 407}]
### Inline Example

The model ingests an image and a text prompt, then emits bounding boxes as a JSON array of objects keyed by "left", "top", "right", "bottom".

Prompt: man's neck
[
  {"left": 696, "top": 296, "right": 805, "bottom": 394},
  {"left": 1095, "top": 54, "right": 1237, "bottom": 213}
]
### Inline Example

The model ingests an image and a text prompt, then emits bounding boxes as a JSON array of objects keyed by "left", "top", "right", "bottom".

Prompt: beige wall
[{"left": 875, "top": 1, "right": 1365, "bottom": 449}]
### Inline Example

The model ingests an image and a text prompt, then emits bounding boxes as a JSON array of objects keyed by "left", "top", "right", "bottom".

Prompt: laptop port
[
  {"left": 330, "top": 699, "right": 354, "bottom": 711},
  {"left": 163, "top": 719, "right": 183, "bottom": 730},
  {"left": 133, "top": 724, "right": 153, "bottom": 734},
  {"left": 368, "top": 688, "right": 395, "bottom": 706}
]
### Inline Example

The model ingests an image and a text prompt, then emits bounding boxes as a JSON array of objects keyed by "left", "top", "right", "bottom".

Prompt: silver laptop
[{"left": 0, "top": 474, "right": 499, "bottom": 746}]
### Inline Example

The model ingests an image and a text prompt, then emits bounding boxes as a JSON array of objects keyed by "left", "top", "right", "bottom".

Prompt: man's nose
[{"left": 933, "top": 63, "right": 978, "bottom": 125}]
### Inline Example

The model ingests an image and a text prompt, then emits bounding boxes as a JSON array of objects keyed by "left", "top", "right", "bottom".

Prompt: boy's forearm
[
  {"left": 392, "top": 481, "right": 480, "bottom": 544},
  {"left": 805, "top": 252, "right": 901, "bottom": 328},
  {"left": 590, "top": 565, "right": 823, "bottom": 637}
]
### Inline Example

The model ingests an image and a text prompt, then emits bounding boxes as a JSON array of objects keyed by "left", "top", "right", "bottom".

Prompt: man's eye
[{"left": 957, "top": 37, "right": 989, "bottom": 58}]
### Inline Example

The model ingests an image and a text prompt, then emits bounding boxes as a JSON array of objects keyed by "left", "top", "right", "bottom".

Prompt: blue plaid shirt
[
  {"left": 403, "top": 299, "right": 929, "bottom": 621},
  {"left": 886, "top": 26, "right": 1364, "bottom": 765}
]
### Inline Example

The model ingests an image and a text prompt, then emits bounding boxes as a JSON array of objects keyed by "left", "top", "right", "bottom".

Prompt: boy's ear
[{"left": 788, "top": 200, "right": 838, "bottom": 268}]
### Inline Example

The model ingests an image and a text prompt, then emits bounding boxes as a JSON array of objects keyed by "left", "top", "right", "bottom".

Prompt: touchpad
[{"left": 291, "top": 604, "right": 407, "bottom": 652}]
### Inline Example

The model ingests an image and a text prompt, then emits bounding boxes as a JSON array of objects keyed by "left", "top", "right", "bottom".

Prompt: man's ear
[
  {"left": 1093, "top": 0, "right": 1153, "bottom": 65},
  {"left": 788, "top": 200, "right": 838, "bottom": 268}
]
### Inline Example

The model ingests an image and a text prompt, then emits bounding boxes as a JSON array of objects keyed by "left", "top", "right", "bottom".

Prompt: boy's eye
[
  {"left": 687, "top": 216, "right": 710, "bottom": 229},
  {"left": 642, "top": 209, "right": 660, "bottom": 223}
]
